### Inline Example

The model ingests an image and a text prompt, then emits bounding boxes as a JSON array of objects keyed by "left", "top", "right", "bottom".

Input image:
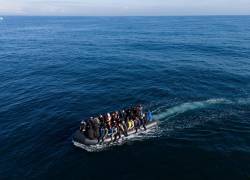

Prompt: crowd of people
[{"left": 79, "top": 105, "right": 153, "bottom": 143}]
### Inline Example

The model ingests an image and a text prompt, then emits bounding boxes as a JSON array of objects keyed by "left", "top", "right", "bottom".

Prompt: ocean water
[{"left": 0, "top": 16, "right": 250, "bottom": 179}]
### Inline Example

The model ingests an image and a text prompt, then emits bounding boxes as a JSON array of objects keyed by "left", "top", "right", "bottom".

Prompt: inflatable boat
[{"left": 72, "top": 120, "right": 159, "bottom": 147}]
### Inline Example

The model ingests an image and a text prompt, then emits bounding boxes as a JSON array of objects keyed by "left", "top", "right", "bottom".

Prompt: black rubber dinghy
[{"left": 72, "top": 120, "right": 159, "bottom": 146}]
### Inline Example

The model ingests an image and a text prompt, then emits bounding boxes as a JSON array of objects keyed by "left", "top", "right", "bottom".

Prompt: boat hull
[{"left": 72, "top": 120, "right": 159, "bottom": 146}]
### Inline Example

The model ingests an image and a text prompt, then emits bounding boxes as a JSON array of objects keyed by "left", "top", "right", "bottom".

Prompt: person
[
  {"left": 113, "top": 123, "right": 121, "bottom": 142},
  {"left": 99, "top": 115, "right": 105, "bottom": 126},
  {"left": 79, "top": 120, "right": 86, "bottom": 132},
  {"left": 92, "top": 117, "right": 100, "bottom": 139},
  {"left": 106, "top": 113, "right": 112, "bottom": 127},
  {"left": 97, "top": 124, "right": 108, "bottom": 143},
  {"left": 85, "top": 120, "right": 95, "bottom": 140},
  {"left": 114, "top": 111, "right": 126, "bottom": 136},
  {"left": 118, "top": 116, "right": 128, "bottom": 136},
  {"left": 98, "top": 126, "right": 105, "bottom": 143},
  {"left": 101, "top": 125, "right": 109, "bottom": 143},
  {"left": 127, "top": 108, "right": 133, "bottom": 120},
  {"left": 120, "top": 110, "right": 128, "bottom": 136},
  {"left": 107, "top": 124, "right": 113, "bottom": 141},
  {"left": 127, "top": 118, "right": 134, "bottom": 130},
  {"left": 138, "top": 104, "right": 143, "bottom": 116},
  {"left": 146, "top": 110, "right": 153, "bottom": 122},
  {"left": 119, "top": 109, "right": 126, "bottom": 120},
  {"left": 118, "top": 122, "right": 127, "bottom": 136},
  {"left": 125, "top": 108, "right": 130, "bottom": 118},
  {"left": 134, "top": 117, "right": 141, "bottom": 133},
  {"left": 140, "top": 113, "right": 147, "bottom": 131}
]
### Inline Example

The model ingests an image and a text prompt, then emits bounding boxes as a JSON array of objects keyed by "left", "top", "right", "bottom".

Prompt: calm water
[{"left": 0, "top": 16, "right": 250, "bottom": 179}]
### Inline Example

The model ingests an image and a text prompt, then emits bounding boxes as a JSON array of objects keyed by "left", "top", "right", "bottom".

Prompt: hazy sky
[{"left": 0, "top": 0, "right": 250, "bottom": 16}]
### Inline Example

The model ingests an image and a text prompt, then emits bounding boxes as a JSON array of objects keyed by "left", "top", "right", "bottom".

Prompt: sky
[{"left": 0, "top": 0, "right": 250, "bottom": 16}]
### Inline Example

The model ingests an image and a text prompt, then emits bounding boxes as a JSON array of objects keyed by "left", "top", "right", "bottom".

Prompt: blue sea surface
[{"left": 0, "top": 16, "right": 250, "bottom": 179}]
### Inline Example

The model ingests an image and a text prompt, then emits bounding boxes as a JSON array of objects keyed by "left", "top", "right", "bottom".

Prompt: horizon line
[{"left": 1, "top": 14, "right": 250, "bottom": 17}]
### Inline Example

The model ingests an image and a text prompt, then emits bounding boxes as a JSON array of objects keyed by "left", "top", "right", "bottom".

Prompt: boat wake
[
  {"left": 153, "top": 97, "right": 250, "bottom": 134},
  {"left": 153, "top": 98, "right": 232, "bottom": 120},
  {"left": 154, "top": 97, "right": 250, "bottom": 121}
]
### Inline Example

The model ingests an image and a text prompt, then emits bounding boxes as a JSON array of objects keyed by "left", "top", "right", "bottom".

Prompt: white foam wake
[
  {"left": 235, "top": 98, "right": 250, "bottom": 105},
  {"left": 154, "top": 98, "right": 232, "bottom": 120}
]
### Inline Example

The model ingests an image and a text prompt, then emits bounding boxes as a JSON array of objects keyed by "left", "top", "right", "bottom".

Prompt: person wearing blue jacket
[{"left": 146, "top": 111, "right": 153, "bottom": 122}]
